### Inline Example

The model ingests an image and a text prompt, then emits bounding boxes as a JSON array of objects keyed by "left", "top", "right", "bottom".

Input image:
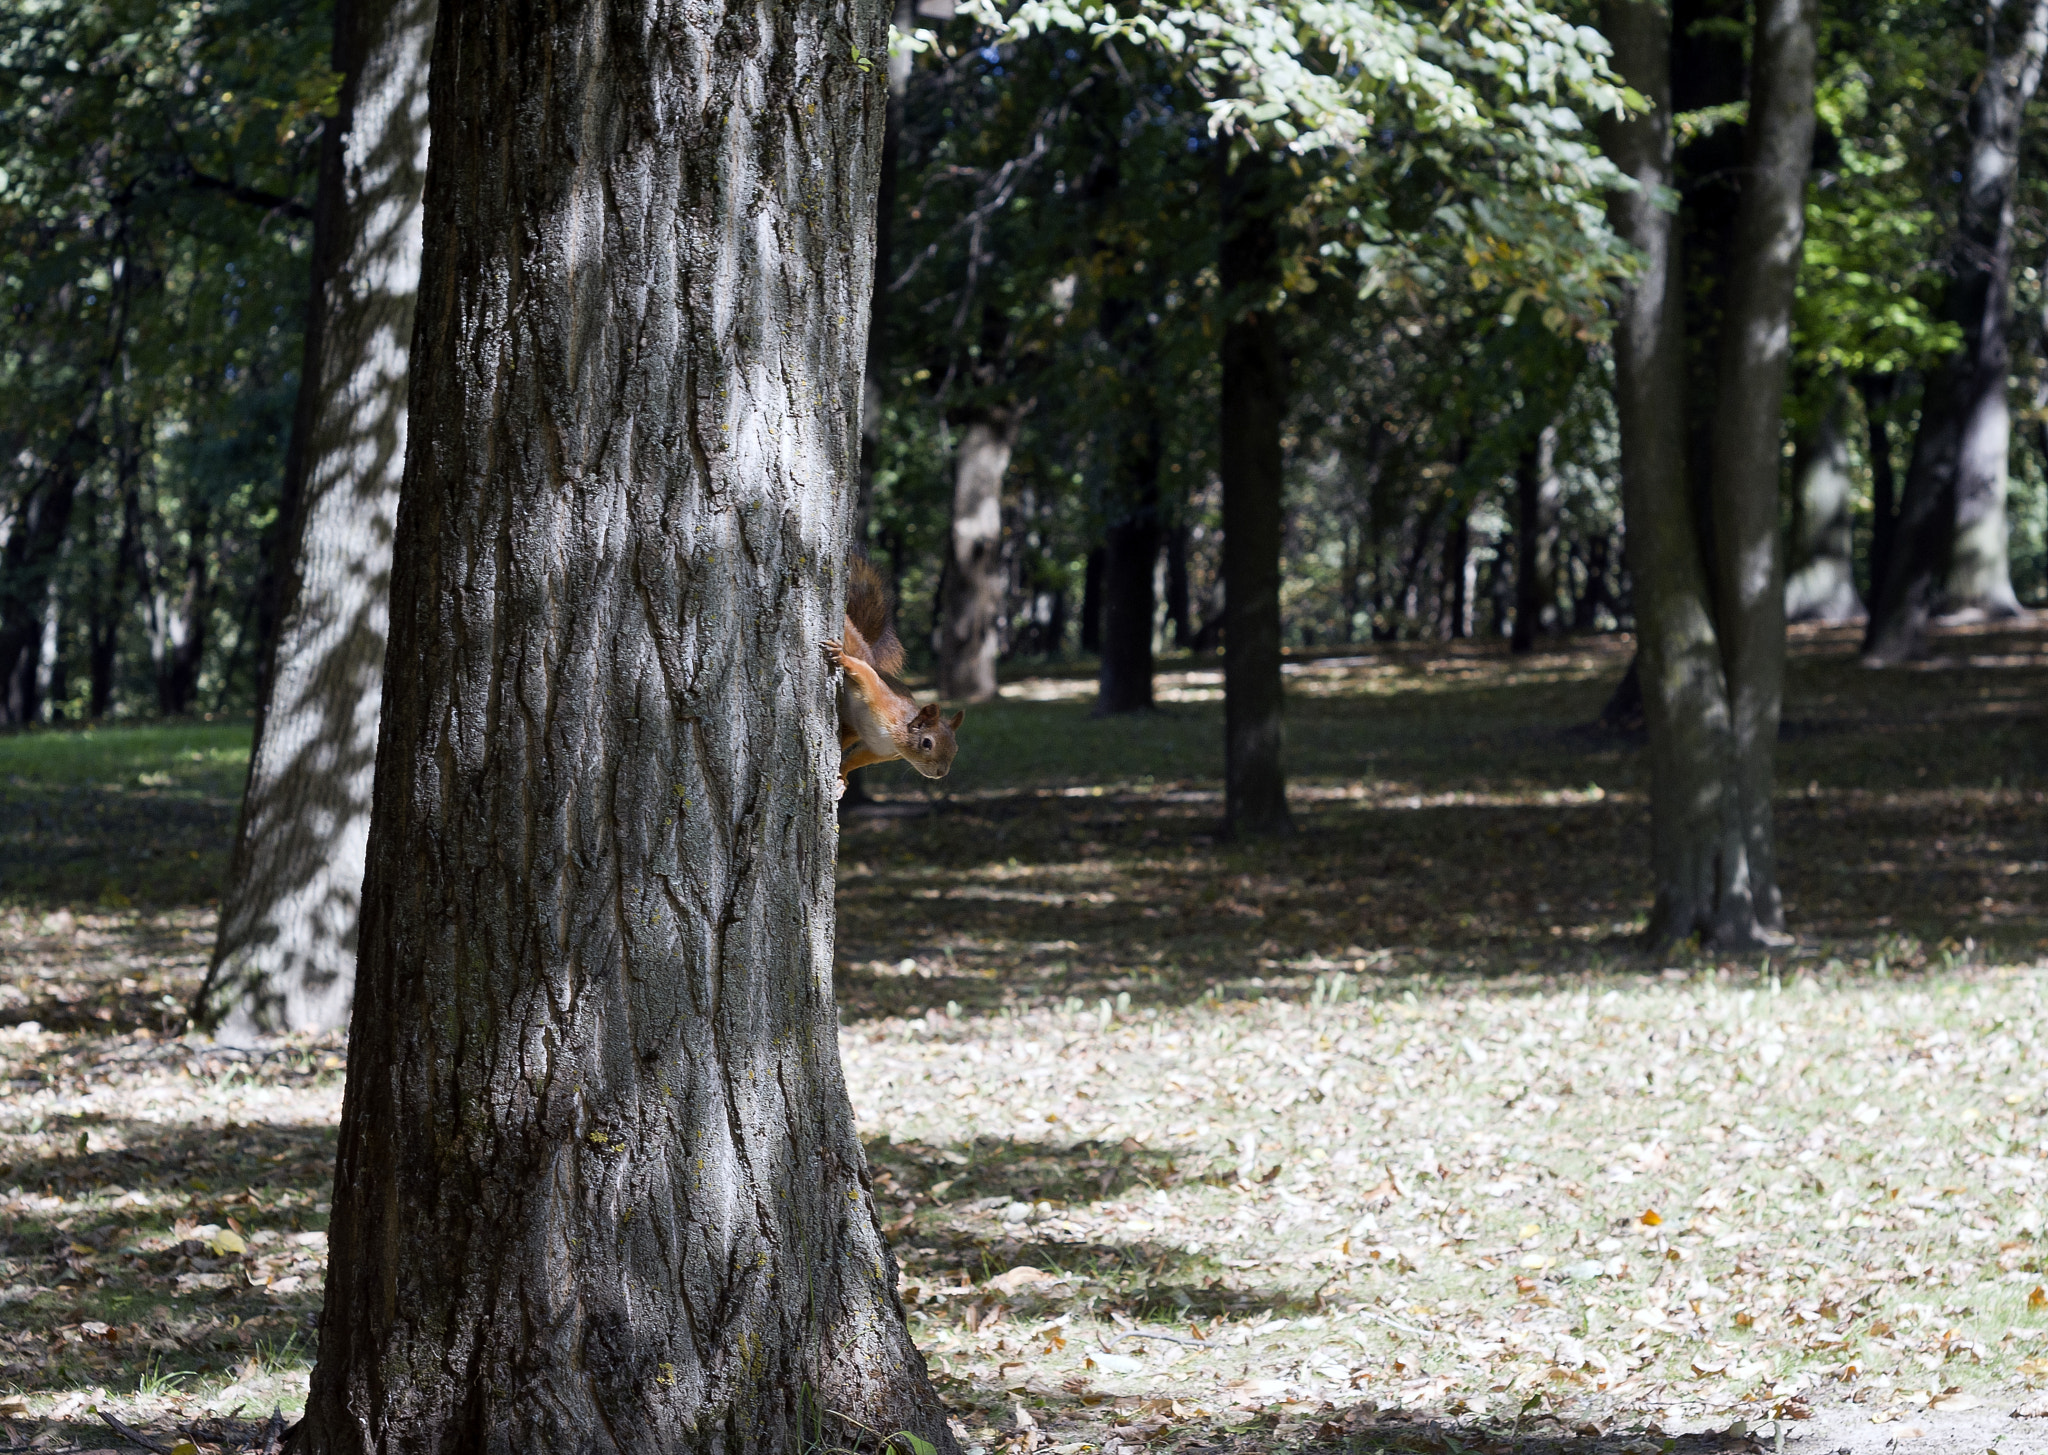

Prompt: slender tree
[
  {"left": 1219, "top": 144, "right": 1289, "bottom": 835},
  {"left": 936, "top": 406, "right": 1016, "bottom": 701},
  {"left": 295, "top": 0, "right": 955, "bottom": 1447},
  {"left": 193, "top": 0, "right": 434, "bottom": 1038},
  {"left": 1599, "top": 0, "right": 1814, "bottom": 946},
  {"left": 1784, "top": 377, "right": 1865, "bottom": 622},
  {"left": 1865, "top": 0, "right": 2048, "bottom": 661},
  {"left": 1511, "top": 424, "right": 1559, "bottom": 653}
]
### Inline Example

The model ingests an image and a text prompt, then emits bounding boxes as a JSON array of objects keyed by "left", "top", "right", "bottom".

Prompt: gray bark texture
[
  {"left": 195, "top": 0, "right": 434, "bottom": 1039},
  {"left": 1864, "top": 0, "right": 2048, "bottom": 661},
  {"left": 1598, "top": 0, "right": 1812, "bottom": 948},
  {"left": 294, "top": 0, "right": 957, "bottom": 1448},
  {"left": 1784, "top": 377, "right": 1865, "bottom": 623},
  {"left": 1219, "top": 148, "right": 1289, "bottom": 836},
  {"left": 1706, "top": 0, "right": 1813, "bottom": 938},
  {"left": 936, "top": 410, "right": 1014, "bottom": 702},
  {"left": 1511, "top": 424, "right": 1560, "bottom": 654}
]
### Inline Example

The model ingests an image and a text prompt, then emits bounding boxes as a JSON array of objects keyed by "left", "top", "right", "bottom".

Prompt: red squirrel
[{"left": 824, "top": 556, "right": 964, "bottom": 785}]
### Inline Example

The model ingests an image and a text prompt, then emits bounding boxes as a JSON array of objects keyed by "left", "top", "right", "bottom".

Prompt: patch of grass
[{"left": 0, "top": 720, "right": 252, "bottom": 910}]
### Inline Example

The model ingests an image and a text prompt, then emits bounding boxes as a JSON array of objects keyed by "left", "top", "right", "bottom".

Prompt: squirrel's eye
[{"left": 920, "top": 737, "right": 933, "bottom": 751}]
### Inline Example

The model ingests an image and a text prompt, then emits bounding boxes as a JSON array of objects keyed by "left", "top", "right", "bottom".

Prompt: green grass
[{"left": 0, "top": 721, "right": 251, "bottom": 908}]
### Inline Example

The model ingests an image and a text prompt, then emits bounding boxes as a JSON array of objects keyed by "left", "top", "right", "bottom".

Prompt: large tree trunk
[
  {"left": 1511, "top": 424, "right": 1559, "bottom": 653},
  {"left": 1707, "top": 0, "right": 1814, "bottom": 938},
  {"left": 193, "top": 0, "right": 433, "bottom": 1038},
  {"left": 935, "top": 408, "right": 1014, "bottom": 701},
  {"left": 1601, "top": 0, "right": 1811, "bottom": 949},
  {"left": 1784, "top": 376, "right": 1865, "bottom": 622},
  {"left": 1865, "top": 0, "right": 2048, "bottom": 661},
  {"left": 295, "top": 0, "right": 954, "bottom": 1448},
  {"left": 1219, "top": 148, "right": 1289, "bottom": 836},
  {"left": 1080, "top": 543, "right": 1104, "bottom": 654},
  {"left": 1096, "top": 412, "right": 1161, "bottom": 713}
]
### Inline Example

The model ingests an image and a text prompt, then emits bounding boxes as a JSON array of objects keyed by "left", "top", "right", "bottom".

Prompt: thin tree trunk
[
  {"left": 193, "top": 0, "right": 434, "bottom": 1038},
  {"left": 1097, "top": 413, "right": 1161, "bottom": 714},
  {"left": 857, "top": 0, "right": 914, "bottom": 545},
  {"left": 1164, "top": 519, "right": 1192, "bottom": 649},
  {"left": 295, "top": 0, "right": 954, "bottom": 1447},
  {"left": 1512, "top": 424, "right": 1560, "bottom": 652},
  {"left": 1865, "top": 0, "right": 2048, "bottom": 660},
  {"left": 1219, "top": 147, "right": 1289, "bottom": 836},
  {"left": 1599, "top": 0, "right": 1749, "bottom": 947},
  {"left": 1080, "top": 544, "right": 1104, "bottom": 654},
  {"left": 1785, "top": 376, "right": 1865, "bottom": 622},
  {"left": 1858, "top": 372, "right": 1900, "bottom": 599},
  {"left": 936, "top": 408, "right": 1014, "bottom": 701},
  {"left": 1444, "top": 507, "right": 1472, "bottom": 640},
  {"left": 157, "top": 496, "right": 212, "bottom": 714},
  {"left": 1707, "top": 0, "right": 1815, "bottom": 938}
]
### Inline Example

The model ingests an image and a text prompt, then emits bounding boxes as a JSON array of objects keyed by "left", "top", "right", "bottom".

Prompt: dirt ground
[{"left": 1, "top": 622, "right": 2045, "bottom": 1454}]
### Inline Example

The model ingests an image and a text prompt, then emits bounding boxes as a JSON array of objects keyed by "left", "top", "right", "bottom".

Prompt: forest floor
[{"left": 1, "top": 620, "right": 2045, "bottom": 1454}]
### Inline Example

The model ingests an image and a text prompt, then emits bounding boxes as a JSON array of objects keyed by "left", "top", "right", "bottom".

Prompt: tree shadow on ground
[{"left": 835, "top": 621, "right": 2047, "bottom": 1023}]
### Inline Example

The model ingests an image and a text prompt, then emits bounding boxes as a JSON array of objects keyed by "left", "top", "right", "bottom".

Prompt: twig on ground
[
  {"left": 96, "top": 1407, "right": 173, "bottom": 1453},
  {"left": 1115, "top": 1330, "right": 1211, "bottom": 1348},
  {"left": 1357, "top": 1310, "right": 1438, "bottom": 1340}
]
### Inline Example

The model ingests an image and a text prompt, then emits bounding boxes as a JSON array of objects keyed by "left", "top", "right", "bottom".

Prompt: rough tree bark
[
  {"left": 193, "top": 0, "right": 433, "bottom": 1038},
  {"left": 1865, "top": 0, "right": 2048, "bottom": 661},
  {"left": 1599, "top": 0, "right": 1812, "bottom": 947},
  {"left": 293, "top": 0, "right": 956, "bottom": 1448},
  {"left": 935, "top": 408, "right": 1014, "bottom": 701},
  {"left": 1706, "top": 0, "right": 1814, "bottom": 937},
  {"left": 1784, "top": 376, "right": 1865, "bottom": 623},
  {"left": 1219, "top": 147, "right": 1289, "bottom": 836},
  {"left": 1511, "top": 424, "right": 1559, "bottom": 653}
]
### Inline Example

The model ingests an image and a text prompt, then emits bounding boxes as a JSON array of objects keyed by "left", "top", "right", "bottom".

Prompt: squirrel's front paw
[
  {"left": 833, "top": 775, "right": 847, "bottom": 802},
  {"left": 823, "top": 638, "right": 844, "bottom": 670}
]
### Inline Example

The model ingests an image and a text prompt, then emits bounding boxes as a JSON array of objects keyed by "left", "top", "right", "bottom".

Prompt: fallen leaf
[
  {"left": 1639, "top": 1208, "right": 1662, "bottom": 1226},
  {"left": 984, "top": 1266, "right": 1055, "bottom": 1296}
]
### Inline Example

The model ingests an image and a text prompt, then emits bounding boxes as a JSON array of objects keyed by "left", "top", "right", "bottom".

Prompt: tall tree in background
[
  {"left": 296, "top": 0, "right": 956, "bottom": 1447},
  {"left": 1784, "top": 377, "right": 1865, "bottom": 622},
  {"left": 1600, "top": 0, "right": 1816, "bottom": 947},
  {"left": 193, "top": 0, "right": 433, "bottom": 1038},
  {"left": 1865, "top": 0, "right": 2048, "bottom": 662},
  {"left": 1220, "top": 145, "right": 1290, "bottom": 835}
]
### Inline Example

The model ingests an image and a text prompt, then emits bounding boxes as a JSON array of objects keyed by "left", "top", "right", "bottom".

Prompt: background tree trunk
[
  {"left": 1859, "top": 372, "right": 1901, "bottom": 600},
  {"left": 936, "top": 408, "right": 1014, "bottom": 701},
  {"left": 1096, "top": 412, "right": 1161, "bottom": 714},
  {"left": 1707, "top": 0, "right": 1815, "bottom": 938},
  {"left": 193, "top": 0, "right": 433, "bottom": 1038},
  {"left": 1219, "top": 148, "right": 1289, "bottom": 836},
  {"left": 295, "top": 0, "right": 955, "bottom": 1448},
  {"left": 1080, "top": 544, "right": 1104, "bottom": 655},
  {"left": 1599, "top": 0, "right": 1748, "bottom": 947},
  {"left": 1511, "top": 424, "right": 1560, "bottom": 653},
  {"left": 1865, "top": 0, "right": 2048, "bottom": 661},
  {"left": 1785, "top": 376, "right": 1865, "bottom": 622}
]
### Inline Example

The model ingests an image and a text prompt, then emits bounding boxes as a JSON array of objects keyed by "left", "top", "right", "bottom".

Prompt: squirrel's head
[{"left": 901, "top": 704, "right": 965, "bottom": 778}]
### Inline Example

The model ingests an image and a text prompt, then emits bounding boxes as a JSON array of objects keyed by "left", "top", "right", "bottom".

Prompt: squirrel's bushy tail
[{"left": 847, "top": 555, "right": 906, "bottom": 677}]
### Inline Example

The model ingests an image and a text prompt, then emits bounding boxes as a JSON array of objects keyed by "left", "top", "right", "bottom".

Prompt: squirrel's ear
[
  {"left": 911, "top": 703, "right": 938, "bottom": 725},
  {"left": 947, "top": 710, "right": 964, "bottom": 730}
]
